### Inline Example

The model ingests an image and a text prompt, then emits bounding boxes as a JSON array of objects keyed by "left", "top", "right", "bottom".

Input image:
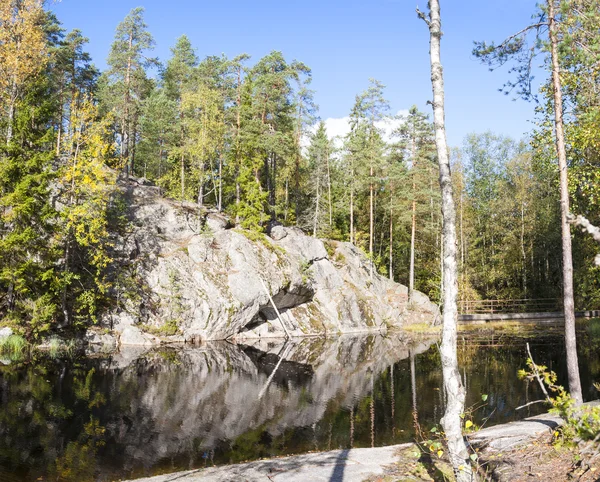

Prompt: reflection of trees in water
[
  {"left": 3, "top": 330, "right": 597, "bottom": 481},
  {"left": 0, "top": 359, "right": 108, "bottom": 482}
]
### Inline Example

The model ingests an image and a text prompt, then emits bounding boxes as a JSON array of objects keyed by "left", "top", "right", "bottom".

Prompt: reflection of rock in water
[
  {"left": 102, "top": 334, "right": 435, "bottom": 475},
  {"left": 241, "top": 345, "right": 314, "bottom": 388}
]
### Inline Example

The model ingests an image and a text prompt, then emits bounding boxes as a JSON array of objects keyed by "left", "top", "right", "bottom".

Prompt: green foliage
[
  {"left": 518, "top": 357, "right": 600, "bottom": 460},
  {"left": 0, "top": 335, "right": 27, "bottom": 357}
]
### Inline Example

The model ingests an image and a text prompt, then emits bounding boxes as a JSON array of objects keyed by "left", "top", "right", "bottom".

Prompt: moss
[
  {"left": 323, "top": 240, "right": 337, "bottom": 258},
  {"left": 142, "top": 319, "right": 181, "bottom": 336},
  {"left": 234, "top": 228, "right": 286, "bottom": 255},
  {"left": 357, "top": 297, "right": 375, "bottom": 327},
  {"left": 333, "top": 251, "right": 346, "bottom": 265}
]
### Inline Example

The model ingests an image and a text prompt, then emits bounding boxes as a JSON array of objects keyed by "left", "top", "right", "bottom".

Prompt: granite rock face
[{"left": 102, "top": 181, "right": 439, "bottom": 344}]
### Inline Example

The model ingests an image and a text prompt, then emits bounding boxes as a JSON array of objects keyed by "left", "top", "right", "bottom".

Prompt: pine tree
[
  {"left": 137, "top": 88, "right": 177, "bottom": 182},
  {"left": 395, "top": 106, "right": 436, "bottom": 298},
  {"left": 306, "top": 121, "right": 333, "bottom": 237},
  {"left": 162, "top": 35, "right": 198, "bottom": 199},
  {"left": 345, "top": 79, "right": 389, "bottom": 277},
  {"left": 0, "top": 65, "right": 58, "bottom": 337},
  {"left": 102, "top": 7, "right": 155, "bottom": 176}
]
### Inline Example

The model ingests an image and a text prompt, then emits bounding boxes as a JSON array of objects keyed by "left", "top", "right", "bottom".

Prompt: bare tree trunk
[
  {"left": 418, "top": 2, "right": 473, "bottom": 480},
  {"left": 389, "top": 188, "right": 394, "bottom": 281},
  {"left": 235, "top": 65, "right": 242, "bottom": 224},
  {"left": 326, "top": 145, "right": 333, "bottom": 227},
  {"left": 180, "top": 153, "right": 185, "bottom": 201},
  {"left": 350, "top": 170, "right": 355, "bottom": 244},
  {"left": 369, "top": 153, "right": 374, "bottom": 279},
  {"left": 548, "top": 0, "right": 583, "bottom": 406},
  {"left": 369, "top": 133, "right": 375, "bottom": 279},
  {"left": 123, "top": 32, "right": 133, "bottom": 178},
  {"left": 521, "top": 201, "right": 526, "bottom": 293},
  {"left": 295, "top": 101, "right": 303, "bottom": 224},
  {"left": 158, "top": 139, "right": 164, "bottom": 193},
  {"left": 218, "top": 153, "right": 223, "bottom": 212},
  {"left": 409, "top": 139, "right": 417, "bottom": 299},
  {"left": 460, "top": 186, "right": 465, "bottom": 287},
  {"left": 131, "top": 121, "right": 138, "bottom": 176},
  {"left": 313, "top": 163, "right": 320, "bottom": 237},
  {"left": 285, "top": 178, "right": 289, "bottom": 223}
]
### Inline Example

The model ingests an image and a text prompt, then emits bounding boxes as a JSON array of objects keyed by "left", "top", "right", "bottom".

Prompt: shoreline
[{"left": 122, "top": 411, "right": 566, "bottom": 482}]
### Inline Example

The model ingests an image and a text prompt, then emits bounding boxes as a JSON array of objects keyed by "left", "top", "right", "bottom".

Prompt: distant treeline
[{"left": 0, "top": 2, "right": 598, "bottom": 337}]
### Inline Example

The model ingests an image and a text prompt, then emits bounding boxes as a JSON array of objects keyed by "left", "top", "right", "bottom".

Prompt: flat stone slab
[
  {"left": 125, "top": 444, "right": 413, "bottom": 482},
  {"left": 468, "top": 412, "right": 562, "bottom": 452}
]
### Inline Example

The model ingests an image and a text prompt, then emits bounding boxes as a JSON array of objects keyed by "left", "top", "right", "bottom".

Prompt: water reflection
[{"left": 1, "top": 327, "right": 599, "bottom": 481}]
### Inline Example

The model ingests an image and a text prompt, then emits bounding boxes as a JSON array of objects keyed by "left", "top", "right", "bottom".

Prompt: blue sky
[{"left": 51, "top": 0, "right": 543, "bottom": 147}]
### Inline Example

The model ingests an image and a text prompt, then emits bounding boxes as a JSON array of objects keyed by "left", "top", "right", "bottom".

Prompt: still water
[{"left": 1, "top": 324, "right": 600, "bottom": 481}]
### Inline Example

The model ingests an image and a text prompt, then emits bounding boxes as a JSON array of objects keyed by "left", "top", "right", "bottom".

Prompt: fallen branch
[
  {"left": 515, "top": 399, "right": 547, "bottom": 411},
  {"left": 258, "top": 277, "right": 291, "bottom": 339}
]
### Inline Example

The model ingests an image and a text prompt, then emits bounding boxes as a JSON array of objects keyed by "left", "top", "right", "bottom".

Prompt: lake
[{"left": 1, "top": 323, "right": 599, "bottom": 481}]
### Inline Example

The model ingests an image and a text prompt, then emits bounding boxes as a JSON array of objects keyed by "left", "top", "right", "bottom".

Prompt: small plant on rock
[{"left": 518, "top": 345, "right": 600, "bottom": 475}]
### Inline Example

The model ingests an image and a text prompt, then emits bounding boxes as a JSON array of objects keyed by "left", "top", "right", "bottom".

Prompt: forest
[{"left": 1, "top": 0, "right": 600, "bottom": 339}]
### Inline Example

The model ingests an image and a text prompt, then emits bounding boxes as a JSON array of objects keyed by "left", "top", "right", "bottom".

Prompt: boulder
[
  {"left": 0, "top": 327, "right": 13, "bottom": 340},
  {"left": 101, "top": 183, "right": 440, "bottom": 343},
  {"left": 205, "top": 212, "right": 231, "bottom": 232}
]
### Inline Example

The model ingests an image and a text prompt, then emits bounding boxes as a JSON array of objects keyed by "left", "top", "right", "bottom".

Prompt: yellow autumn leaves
[
  {"left": 58, "top": 95, "right": 116, "bottom": 292},
  {"left": 0, "top": 0, "right": 47, "bottom": 111}
]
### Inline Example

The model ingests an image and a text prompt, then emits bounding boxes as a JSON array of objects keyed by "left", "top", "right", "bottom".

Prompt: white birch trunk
[{"left": 418, "top": 1, "right": 473, "bottom": 480}]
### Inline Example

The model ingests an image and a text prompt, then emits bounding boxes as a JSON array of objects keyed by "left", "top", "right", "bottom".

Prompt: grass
[
  {"left": 403, "top": 322, "right": 442, "bottom": 334},
  {"left": 586, "top": 318, "right": 600, "bottom": 337},
  {"left": 0, "top": 335, "right": 27, "bottom": 356},
  {"left": 142, "top": 319, "right": 181, "bottom": 336},
  {"left": 234, "top": 228, "right": 286, "bottom": 255},
  {"left": 46, "top": 336, "right": 77, "bottom": 358}
]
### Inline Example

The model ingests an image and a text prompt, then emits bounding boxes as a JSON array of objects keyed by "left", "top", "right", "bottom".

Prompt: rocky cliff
[{"left": 89, "top": 180, "right": 439, "bottom": 346}]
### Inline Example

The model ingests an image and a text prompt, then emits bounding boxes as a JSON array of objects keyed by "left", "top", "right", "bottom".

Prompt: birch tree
[
  {"left": 0, "top": 0, "right": 47, "bottom": 144},
  {"left": 417, "top": 2, "right": 474, "bottom": 480}
]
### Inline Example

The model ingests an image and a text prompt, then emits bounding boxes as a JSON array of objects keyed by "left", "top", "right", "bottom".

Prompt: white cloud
[{"left": 308, "top": 110, "right": 409, "bottom": 150}]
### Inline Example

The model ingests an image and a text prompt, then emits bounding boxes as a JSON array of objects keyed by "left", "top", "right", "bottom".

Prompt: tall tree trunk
[
  {"left": 369, "top": 156, "right": 374, "bottom": 279},
  {"left": 158, "top": 139, "right": 164, "bottom": 194},
  {"left": 56, "top": 81, "right": 65, "bottom": 156},
  {"left": 284, "top": 179, "right": 289, "bottom": 223},
  {"left": 218, "top": 153, "right": 223, "bottom": 212},
  {"left": 131, "top": 121, "right": 137, "bottom": 176},
  {"left": 235, "top": 68, "right": 242, "bottom": 224},
  {"left": 521, "top": 201, "right": 526, "bottom": 293},
  {"left": 460, "top": 185, "right": 465, "bottom": 287},
  {"left": 326, "top": 145, "right": 333, "bottom": 227},
  {"left": 409, "top": 198, "right": 416, "bottom": 298},
  {"left": 350, "top": 170, "right": 355, "bottom": 244},
  {"left": 418, "top": 2, "right": 473, "bottom": 480},
  {"left": 295, "top": 102, "right": 303, "bottom": 224},
  {"left": 548, "top": 0, "right": 583, "bottom": 405},
  {"left": 123, "top": 32, "right": 133, "bottom": 177},
  {"left": 313, "top": 164, "right": 320, "bottom": 237},
  {"left": 180, "top": 153, "right": 185, "bottom": 201},
  {"left": 389, "top": 188, "right": 394, "bottom": 281},
  {"left": 409, "top": 137, "right": 418, "bottom": 300}
]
